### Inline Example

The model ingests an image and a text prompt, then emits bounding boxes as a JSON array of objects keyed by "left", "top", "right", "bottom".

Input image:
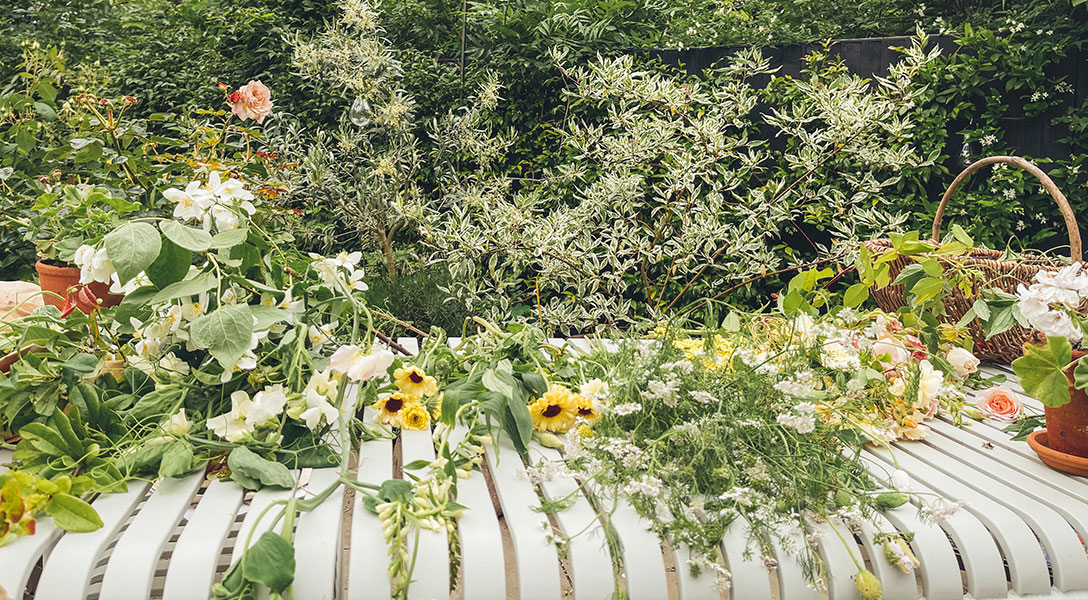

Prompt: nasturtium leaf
[
  {"left": 227, "top": 447, "right": 294, "bottom": 490},
  {"left": 45, "top": 493, "right": 103, "bottom": 532},
  {"left": 843, "top": 283, "right": 869, "bottom": 308},
  {"left": 189, "top": 305, "right": 253, "bottom": 367},
  {"left": 104, "top": 222, "right": 162, "bottom": 285},
  {"left": 160, "top": 220, "right": 212, "bottom": 252},
  {"left": 209, "top": 228, "right": 248, "bottom": 249},
  {"left": 146, "top": 238, "right": 192, "bottom": 288},
  {"left": 242, "top": 531, "right": 295, "bottom": 593},
  {"left": 1012, "top": 337, "right": 1073, "bottom": 408}
]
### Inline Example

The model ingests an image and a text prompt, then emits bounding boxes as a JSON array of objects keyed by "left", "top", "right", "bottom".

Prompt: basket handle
[{"left": 932, "top": 155, "right": 1082, "bottom": 262}]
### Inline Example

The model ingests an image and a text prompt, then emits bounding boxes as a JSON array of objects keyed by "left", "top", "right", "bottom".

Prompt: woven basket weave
[{"left": 864, "top": 156, "right": 1083, "bottom": 364}]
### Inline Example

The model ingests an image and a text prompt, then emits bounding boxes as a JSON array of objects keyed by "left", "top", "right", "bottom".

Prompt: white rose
[{"left": 946, "top": 347, "right": 979, "bottom": 378}]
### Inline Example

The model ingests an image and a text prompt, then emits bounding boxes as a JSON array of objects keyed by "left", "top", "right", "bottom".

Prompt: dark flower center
[
  {"left": 409, "top": 371, "right": 424, "bottom": 384},
  {"left": 578, "top": 407, "right": 594, "bottom": 416},
  {"left": 386, "top": 398, "right": 404, "bottom": 412},
  {"left": 542, "top": 404, "right": 563, "bottom": 418}
]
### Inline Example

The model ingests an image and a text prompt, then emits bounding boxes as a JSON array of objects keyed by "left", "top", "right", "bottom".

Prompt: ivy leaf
[
  {"left": 45, "top": 493, "right": 103, "bottom": 532},
  {"left": 227, "top": 447, "right": 294, "bottom": 490},
  {"left": 160, "top": 220, "right": 212, "bottom": 252},
  {"left": 189, "top": 305, "right": 254, "bottom": 368},
  {"left": 104, "top": 222, "right": 162, "bottom": 285},
  {"left": 242, "top": 531, "right": 295, "bottom": 593},
  {"left": 1012, "top": 337, "right": 1072, "bottom": 408}
]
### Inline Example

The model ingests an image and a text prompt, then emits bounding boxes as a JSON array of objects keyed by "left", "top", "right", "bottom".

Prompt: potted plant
[
  {"left": 1003, "top": 264, "right": 1088, "bottom": 473},
  {"left": 4, "top": 185, "right": 140, "bottom": 310}
]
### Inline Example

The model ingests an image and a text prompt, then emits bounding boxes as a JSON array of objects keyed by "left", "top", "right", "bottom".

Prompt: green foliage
[
  {"left": 1012, "top": 336, "right": 1073, "bottom": 407},
  {"left": 227, "top": 447, "right": 295, "bottom": 490}
]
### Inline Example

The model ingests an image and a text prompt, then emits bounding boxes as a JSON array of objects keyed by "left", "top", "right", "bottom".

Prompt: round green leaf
[
  {"left": 104, "top": 222, "right": 162, "bottom": 285},
  {"left": 160, "top": 220, "right": 212, "bottom": 252},
  {"left": 188, "top": 305, "right": 254, "bottom": 367}
]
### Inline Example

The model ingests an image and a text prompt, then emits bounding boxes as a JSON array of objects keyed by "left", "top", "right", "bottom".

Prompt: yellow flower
[
  {"left": 430, "top": 393, "right": 443, "bottom": 421},
  {"left": 394, "top": 366, "right": 438, "bottom": 397},
  {"left": 577, "top": 424, "right": 594, "bottom": 438},
  {"left": 400, "top": 403, "right": 431, "bottom": 431},
  {"left": 572, "top": 394, "right": 601, "bottom": 423},
  {"left": 373, "top": 391, "right": 417, "bottom": 427},
  {"left": 529, "top": 384, "right": 576, "bottom": 433}
]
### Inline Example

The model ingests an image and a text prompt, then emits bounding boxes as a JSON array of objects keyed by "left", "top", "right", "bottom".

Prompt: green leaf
[
  {"left": 189, "top": 305, "right": 254, "bottom": 368},
  {"left": 242, "top": 531, "right": 295, "bottom": 593},
  {"left": 147, "top": 271, "right": 217, "bottom": 304},
  {"left": 33, "top": 101, "right": 57, "bottom": 121},
  {"left": 249, "top": 306, "right": 291, "bottom": 330},
  {"left": 104, "top": 222, "right": 162, "bottom": 285},
  {"left": 61, "top": 353, "right": 100, "bottom": 388},
  {"left": 919, "top": 259, "right": 943, "bottom": 277},
  {"left": 378, "top": 479, "right": 413, "bottom": 503},
  {"left": 1012, "top": 337, "right": 1073, "bottom": 408},
  {"left": 1073, "top": 356, "right": 1088, "bottom": 391},
  {"left": 951, "top": 224, "right": 974, "bottom": 247},
  {"left": 45, "top": 493, "right": 103, "bottom": 532},
  {"left": 160, "top": 220, "right": 212, "bottom": 252},
  {"left": 843, "top": 283, "right": 869, "bottom": 308},
  {"left": 521, "top": 373, "right": 547, "bottom": 397},
  {"left": 972, "top": 298, "right": 991, "bottom": 321},
  {"left": 159, "top": 440, "right": 195, "bottom": 478},
  {"left": 227, "top": 447, "right": 294, "bottom": 490},
  {"left": 146, "top": 238, "right": 191, "bottom": 288},
  {"left": 209, "top": 228, "right": 248, "bottom": 249},
  {"left": 722, "top": 311, "right": 741, "bottom": 331},
  {"left": 908, "top": 277, "right": 945, "bottom": 303},
  {"left": 503, "top": 398, "right": 533, "bottom": 455},
  {"left": 128, "top": 385, "right": 184, "bottom": 423},
  {"left": 482, "top": 369, "right": 515, "bottom": 399}
]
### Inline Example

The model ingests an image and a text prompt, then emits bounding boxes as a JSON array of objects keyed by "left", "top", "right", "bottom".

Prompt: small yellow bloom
[
  {"left": 394, "top": 366, "right": 438, "bottom": 397},
  {"left": 430, "top": 393, "right": 443, "bottom": 421},
  {"left": 400, "top": 403, "right": 431, "bottom": 431},
  {"left": 529, "top": 384, "right": 576, "bottom": 433},
  {"left": 577, "top": 424, "right": 594, "bottom": 438},
  {"left": 572, "top": 394, "right": 601, "bottom": 423},
  {"left": 373, "top": 391, "right": 417, "bottom": 427}
]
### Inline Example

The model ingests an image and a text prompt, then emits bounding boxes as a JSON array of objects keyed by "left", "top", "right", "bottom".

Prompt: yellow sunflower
[
  {"left": 373, "top": 391, "right": 418, "bottom": 427},
  {"left": 400, "top": 403, "right": 431, "bottom": 431},
  {"left": 572, "top": 394, "right": 601, "bottom": 423},
  {"left": 529, "top": 384, "right": 576, "bottom": 433},
  {"left": 394, "top": 366, "right": 439, "bottom": 397}
]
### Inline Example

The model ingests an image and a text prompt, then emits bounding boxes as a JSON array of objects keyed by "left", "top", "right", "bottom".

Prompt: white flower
[
  {"left": 579, "top": 378, "right": 608, "bottom": 397},
  {"left": 162, "top": 408, "right": 192, "bottom": 436},
  {"left": 213, "top": 175, "right": 255, "bottom": 203},
  {"left": 109, "top": 270, "right": 150, "bottom": 295},
  {"left": 165, "top": 181, "right": 214, "bottom": 222},
  {"left": 74, "top": 245, "right": 115, "bottom": 285},
  {"left": 209, "top": 204, "right": 241, "bottom": 230},
  {"left": 945, "top": 347, "right": 979, "bottom": 378},
  {"left": 206, "top": 391, "right": 256, "bottom": 442},
  {"left": 299, "top": 395, "right": 339, "bottom": 430},
  {"left": 158, "top": 352, "right": 190, "bottom": 375},
  {"left": 777, "top": 413, "right": 816, "bottom": 434},
  {"left": 821, "top": 341, "right": 860, "bottom": 371},
  {"left": 219, "top": 350, "right": 258, "bottom": 383},
  {"left": 917, "top": 360, "right": 944, "bottom": 404},
  {"left": 888, "top": 376, "right": 907, "bottom": 397},
  {"left": 891, "top": 469, "right": 912, "bottom": 492},
  {"left": 331, "top": 251, "right": 362, "bottom": 269},
  {"left": 247, "top": 384, "right": 288, "bottom": 427},
  {"left": 328, "top": 344, "right": 395, "bottom": 382},
  {"left": 308, "top": 323, "right": 335, "bottom": 351}
]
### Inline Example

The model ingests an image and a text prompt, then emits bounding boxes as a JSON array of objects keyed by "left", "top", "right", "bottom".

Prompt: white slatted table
[{"left": 3, "top": 348, "right": 1088, "bottom": 599}]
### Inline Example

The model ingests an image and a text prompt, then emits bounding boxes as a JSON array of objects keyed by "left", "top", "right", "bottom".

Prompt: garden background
[{"left": 2, "top": 0, "right": 1087, "bottom": 333}]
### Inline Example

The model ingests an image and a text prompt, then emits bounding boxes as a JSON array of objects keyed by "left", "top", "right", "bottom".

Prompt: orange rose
[
  {"left": 230, "top": 80, "right": 273, "bottom": 124},
  {"left": 976, "top": 386, "right": 1021, "bottom": 422}
]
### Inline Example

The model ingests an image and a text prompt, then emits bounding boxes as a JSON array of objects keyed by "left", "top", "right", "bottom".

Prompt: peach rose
[
  {"left": 976, "top": 386, "right": 1021, "bottom": 422},
  {"left": 230, "top": 80, "right": 273, "bottom": 124}
]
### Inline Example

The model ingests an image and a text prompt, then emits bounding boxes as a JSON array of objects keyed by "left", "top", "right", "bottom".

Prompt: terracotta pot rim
[
  {"left": 1026, "top": 430, "right": 1088, "bottom": 476},
  {"left": 35, "top": 259, "right": 79, "bottom": 273}
]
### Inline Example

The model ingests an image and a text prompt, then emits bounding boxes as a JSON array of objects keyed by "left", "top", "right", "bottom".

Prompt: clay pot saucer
[{"left": 1027, "top": 430, "right": 1088, "bottom": 477}]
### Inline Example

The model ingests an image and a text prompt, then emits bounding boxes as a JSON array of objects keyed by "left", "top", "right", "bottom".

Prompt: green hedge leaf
[{"left": 104, "top": 222, "right": 162, "bottom": 285}]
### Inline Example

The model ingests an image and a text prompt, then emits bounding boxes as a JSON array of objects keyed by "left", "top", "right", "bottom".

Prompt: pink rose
[
  {"left": 976, "top": 386, "right": 1021, "bottom": 422},
  {"left": 230, "top": 80, "right": 273, "bottom": 124},
  {"left": 873, "top": 336, "right": 910, "bottom": 368}
]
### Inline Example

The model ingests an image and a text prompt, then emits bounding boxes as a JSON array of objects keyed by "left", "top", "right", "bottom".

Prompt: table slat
[
  {"left": 293, "top": 468, "right": 343, "bottom": 600},
  {"left": 346, "top": 412, "right": 394, "bottom": 599},
  {"left": 162, "top": 479, "right": 245, "bottom": 599}
]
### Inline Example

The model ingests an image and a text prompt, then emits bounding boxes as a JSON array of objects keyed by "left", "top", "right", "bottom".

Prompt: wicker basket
[{"left": 864, "top": 156, "right": 1083, "bottom": 363}]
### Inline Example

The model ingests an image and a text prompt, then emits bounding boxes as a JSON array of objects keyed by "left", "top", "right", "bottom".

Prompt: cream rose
[
  {"left": 231, "top": 80, "right": 274, "bottom": 124},
  {"left": 946, "top": 347, "right": 979, "bottom": 378},
  {"left": 976, "top": 386, "right": 1021, "bottom": 422}
]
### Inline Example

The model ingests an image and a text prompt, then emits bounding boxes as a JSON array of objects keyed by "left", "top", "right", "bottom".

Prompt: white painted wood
[
  {"left": 0, "top": 507, "right": 61, "bottom": 598},
  {"left": 767, "top": 527, "right": 822, "bottom": 600},
  {"left": 400, "top": 427, "right": 450, "bottom": 600},
  {"left": 346, "top": 412, "right": 394, "bottom": 600},
  {"left": 163, "top": 479, "right": 245, "bottom": 600},
  {"left": 447, "top": 424, "right": 508, "bottom": 599},
  {"left": 897, "top": 436, "right": 1088, "bottom": 592},
  {"left": 99, "top": 471, "right": 206, "bottom": 599},
  {"left": 860, "top": 449, "right": 1008, "bottom": 599},
  {"left": 805, "top": 518, "right": 864, "bottom": 600},
  {"left": 532, "top": 444, "right": 617, "bottom": 600},
  {"left": 229, "top": 486, "right": 294, "bottom": 564},
  {"left": 671, "top": 542, "right": 725, "bottom": 600},
  {"left": 0, "top": 448, "right": 10, "bottom": 471},
  {"left": 855, "top": 514, "right": 919, "bottom": 600},
  {"left": 719, "top": 517, "right": 775, "bottom": 599},
  {"left": 482, "top": 433, "right": 562, "bottom": 600},
  {"left": 589, "top": 489, "right": 673, "bottom": 600},
  {"left": 35, "top": 481, "right": 151, "bottom": 598},
  {"left": 292, "top": 468, "right": 343, "bottom": 600}
]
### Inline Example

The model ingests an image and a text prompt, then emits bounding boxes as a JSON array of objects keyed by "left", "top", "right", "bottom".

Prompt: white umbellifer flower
[
  {"left": 206, "top": 391, "right": 256, "bottom": 442},
  {"left": 611, "top": 402, "right": 642, "bottom": 416},
  {"left": 945, "top": 347, "right": 979, "bottom": 378},
  {"left": 74, "top": 245, "right": 115, "bottom": 285},
  {"left": 162, "top": 408, "right": 192, "bottom": 436},
  {"left": 820, "top": 341, "right": 860, "bottom": 371},
  {"left": 777, "top": 413, "right": 815, "bottom": 434},
  {"left": 328, "top": 344, "right": 395, "bottom": 382},
  {"left": 689, "top": 390, "right": 716, "bottom": 404}
]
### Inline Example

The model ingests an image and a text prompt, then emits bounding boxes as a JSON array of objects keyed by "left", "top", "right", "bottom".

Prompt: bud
[
  {"left": 217, "top": 82, "right": 229, "bottom": 91},
  {"left": 229, "top": 91, "right": 241, "bottom": 103},
  {"left": 855, "top": 569, "right": 882, "bottom": 600},
  {"left": 875, "top": 492, "right": 910, "bottom": 510},
  {"left": 122, "top": 95, "right": 137, "bottom": 107}
]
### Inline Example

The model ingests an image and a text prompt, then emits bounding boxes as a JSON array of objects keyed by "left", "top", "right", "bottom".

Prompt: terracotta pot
[
  {"left": 1041, "top": 364, "right": 1088, "bottom": 459},
  {"left": 1026, "top": 430, "right": 1088, "bottom": 477},
  {"left": 35, "top": 260, "right": 123, "bottom": 311}
]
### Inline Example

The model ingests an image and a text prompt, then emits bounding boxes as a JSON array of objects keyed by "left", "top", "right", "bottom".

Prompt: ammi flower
[
  {"left": 394, "top": 366, "right": 438, "bottom": 397},
  {"left": 529, "top": 384, "right": 576, "bottom": 433}
]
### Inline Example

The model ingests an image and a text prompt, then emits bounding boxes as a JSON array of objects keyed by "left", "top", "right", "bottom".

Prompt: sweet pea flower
[
  {"left": 329, "top": 344, "right": 395, "bottom": 382},
  {"left": 976, "top": 386, "right": 1021, "bottom": 422},
  {"left": 73, "top": 245, "right": 115, "bottom": 285},
  {"left": 246, "top": 384, "right": 288, "bottom": 426},
  {"left": 206, "top": 391, "right": 256, "bottom": 442},
  {"left": 162, "top": 409, "right": 192, "bottom": 436}
]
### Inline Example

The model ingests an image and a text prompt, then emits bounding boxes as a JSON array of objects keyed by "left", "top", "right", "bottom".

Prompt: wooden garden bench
[{"left": 2, "top": 338, "right": 1088, "bottom": 599}]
